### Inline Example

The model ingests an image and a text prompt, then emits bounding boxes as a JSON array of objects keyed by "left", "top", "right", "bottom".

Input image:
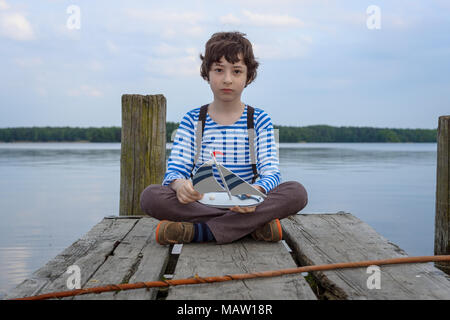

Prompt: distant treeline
[
  {"left": 274, "top": 124, "right": 436, "bottom": 143},
  {"left": 0, "top": 124, "right": 437, "bottom": 143}
]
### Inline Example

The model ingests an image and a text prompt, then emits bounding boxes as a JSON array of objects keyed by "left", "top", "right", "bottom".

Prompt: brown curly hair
[{"left": 200, "top": 31, "right": 259, "bottom": 88}]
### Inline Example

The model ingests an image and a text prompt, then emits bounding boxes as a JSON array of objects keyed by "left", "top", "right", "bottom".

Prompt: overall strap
[
  {"left": 191, "top": 104, "right": 259, "bottom": 184},
  {"left": 246, "top": 106, "right": 259, "bottom": 184},
  {"left": 191, "top": 104, "right": 208, "bottom": 179}
]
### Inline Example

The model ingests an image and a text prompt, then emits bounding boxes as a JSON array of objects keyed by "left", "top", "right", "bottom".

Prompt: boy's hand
[
  {"left": 171, "top": 179, "right": 203, "bottom": 204},
  {"left": 253, "top": 185, "right": 266, "bottom": 194},
  {"left": 230, "top": 205, "right": 256, "bottom": 213},
  {"left": 230, "top": 185, "right": 265, "bottom": 214}
]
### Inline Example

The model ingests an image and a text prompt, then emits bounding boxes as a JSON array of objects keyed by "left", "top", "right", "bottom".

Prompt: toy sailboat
[{"left": 192, "top": 151, "right": 267, "bottom": 208}]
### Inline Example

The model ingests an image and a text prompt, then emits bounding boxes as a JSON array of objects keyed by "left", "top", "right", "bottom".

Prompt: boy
[{"left": 140, "top": 31, "right": 308, "bottom": 245}]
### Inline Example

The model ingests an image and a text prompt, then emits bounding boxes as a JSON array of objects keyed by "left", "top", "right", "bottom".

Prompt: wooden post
[
  {"left": 435, "top": 115, "right": 450, "bottom": 274},
  {"left": 120, "top": 94, "right": 166, "bottom": 216}
]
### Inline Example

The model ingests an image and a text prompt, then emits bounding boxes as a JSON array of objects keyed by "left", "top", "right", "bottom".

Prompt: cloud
[
  {"left": 89, "top": 61, "right": 103, "bottom": 72},
  {"left": 13, "top": 57, "right": 43, "bottom": 68},
  {"left": 324, "top": 7, "right": 418, "bottom": 31},
  {"left": 153, "top": 42, "right": 185, "bottom": 56},
  {"left": 220, "top": 13, "right": 241, "bottom": 26},
  {"left": 147, "top": 47, "right": 200, "bottom": 77},
  {"left": 123, "top": 8, "right": 206, "bottom": 39},
  {"left": 161, "top": 25, "right": 204, "bottom": 38},
  {"left": 35, "top": 87, "right": 48, "bottom": 97},
  {"left": 52, "top": 22, "right": 80, "bottom": 40},
  {"left": 106, "top": 40, "right": 119, "bottom": 54},
  {"left": 0, "top": 0, "right": 9, "bottom": 10},
  {"left": 126, "top": 8, "right": 204, "bottom": 24},
  {"left": 242, "top": 10, "right": 304, "bottom": 27},
  {"left": 67, "top": 85, "right": 103, "bottom": 97},
  {"left": 219, "top": 10, "right": 304, "bottom": 29},
  {"left": 0, "top": 12, "right": 34, "bottom": 40},
  {"left": 253, "top": 35, "right": 312, "bottom": 60}
]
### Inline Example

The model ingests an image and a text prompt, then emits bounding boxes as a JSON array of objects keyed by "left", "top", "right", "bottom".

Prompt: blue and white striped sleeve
[
  {"left": 161, "top": 111, "right": 196, "bottom": 186},
  {"left": 252, "top": 110, "right": 282, "bottom": 193}
]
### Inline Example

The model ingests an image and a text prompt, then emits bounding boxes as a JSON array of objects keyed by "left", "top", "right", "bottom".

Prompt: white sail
[
  {"left": 217, "top": 164, "right": 267, "bottom": 198},
  {"left": 192, "top": 153, "right": 267, "bottom": 208},
  {"left": 192, "top": 160, "right": 226, "bottom": 194}
]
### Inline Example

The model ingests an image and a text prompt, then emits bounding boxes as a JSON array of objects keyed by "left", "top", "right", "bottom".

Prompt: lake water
[{"left": 0, "top": 142, "right": 438, "bottom": 297}]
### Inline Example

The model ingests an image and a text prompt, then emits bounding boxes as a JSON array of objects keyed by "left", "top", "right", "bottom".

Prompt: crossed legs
[{"left": 140, "top": 181, "right": 308, "bottom": 244}]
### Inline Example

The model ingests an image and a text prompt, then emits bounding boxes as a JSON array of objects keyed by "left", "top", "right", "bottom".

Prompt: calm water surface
[{"left": 0, "top": 142, "right": 437, "bottom": 297}]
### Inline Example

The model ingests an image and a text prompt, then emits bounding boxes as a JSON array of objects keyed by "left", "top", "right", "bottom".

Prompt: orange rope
[{"left": 10, "top": 255, "right": 450, "bottom": 300}]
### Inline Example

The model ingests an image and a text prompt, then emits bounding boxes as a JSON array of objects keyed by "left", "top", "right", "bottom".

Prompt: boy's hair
[{"left": 200, "top": 31, "right": 259, "bottom": 88}]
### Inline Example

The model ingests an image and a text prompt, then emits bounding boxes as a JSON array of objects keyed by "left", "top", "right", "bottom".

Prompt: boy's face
[{"left": 208, "top": 53, "right": 248, "bottom": 103}]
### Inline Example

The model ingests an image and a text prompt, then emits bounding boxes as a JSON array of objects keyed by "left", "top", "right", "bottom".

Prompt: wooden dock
[
  {"left": 5, "top": 212, "right": 450, "bottom": 300},
  {"left": 4, "top": 97, "right": 448, "bottom": 300}
]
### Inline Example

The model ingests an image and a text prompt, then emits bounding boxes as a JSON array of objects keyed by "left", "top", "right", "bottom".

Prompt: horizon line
[{"left": 0, "top": 124, "right": 438, "bottom": 130}]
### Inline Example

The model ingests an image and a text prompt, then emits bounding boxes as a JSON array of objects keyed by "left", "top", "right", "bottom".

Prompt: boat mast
[{"left": 211, "top": 151, "right": 232, "bottom": 200}]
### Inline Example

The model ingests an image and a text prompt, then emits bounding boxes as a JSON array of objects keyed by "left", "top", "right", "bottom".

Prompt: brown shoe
[
  {"left": 251, "top": 219, "right": 283, "bottom": 242},
  {"left": 155, "top": 220, "right": 195, "bottom": 245}
]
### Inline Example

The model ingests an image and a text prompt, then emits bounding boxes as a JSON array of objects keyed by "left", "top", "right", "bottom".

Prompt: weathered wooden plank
[
  {"left": 167, "top": 238, "right": 317, "bottom": 300},
  {"left": 282, "top": 213, "right": 450, "bottom": 300},
  {"left": 76, "top": 217, "right": 170, "bottom": 300},
  {"left": 112, "top": 234, "right": 169, "bottom": 300},
  {"left": 5, "top": 218, "right": 137, "bottom": 299}
]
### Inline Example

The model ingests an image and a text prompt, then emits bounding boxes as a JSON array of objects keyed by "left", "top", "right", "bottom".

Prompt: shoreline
[
  {"left": 0, "top": 140, "right": 92, "bottom": 143},
  {"left": 0, "top": 142, "right": 436, "bottom": 146},
  {"left": 0, "top": 141, "right": 436, "bottom": 144}
]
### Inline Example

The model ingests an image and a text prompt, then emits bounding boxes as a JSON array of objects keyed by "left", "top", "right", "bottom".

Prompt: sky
[{"left": 0, "top": 0, "right": 449, "bottom": 129}]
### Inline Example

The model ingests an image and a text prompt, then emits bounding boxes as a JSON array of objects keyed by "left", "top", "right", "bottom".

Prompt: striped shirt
[{"left": 162, "top": 104, "right": 281, "bottom": 193}]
